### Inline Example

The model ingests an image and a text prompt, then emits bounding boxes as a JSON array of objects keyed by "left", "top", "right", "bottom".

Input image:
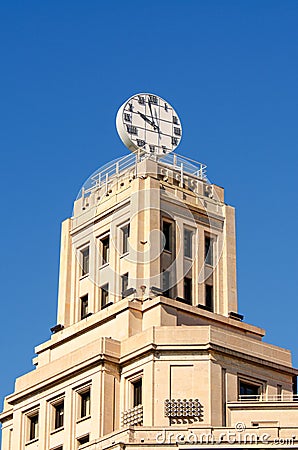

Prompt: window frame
[
  {"left": 79, "top": 388, "right": 91, "bottom": 419},
  {"left": 100, "top": 283, "right": 110, "bottom": 309},
  {"left": 204, "top": 234, "right": 215, "bottom": 266},
  {"left": 121, "top": 223, "right": 130, "bottom": 255},
  {"left": 183, "top": 276, "right": 192, "bottom": 304},
  {"left": 238, "top": 378, "right": 263, "bottom": 401},
  {"left": 162, "top": 220, "right": 173, "bottom": 253},
  {"left": 205, "top": 283, "right": 213, "bottom": 311},
  {"left": 26, "top": 409, "right": 39, "bottom": 442},
  {"left": 132, "top": 378, "right": 142, "bottom": 407},
  {"left": 77, "top": 434, "right": 90, "bottom": 447},
  {"left": 52, "top": 398, "right": 64, "bottom": 431},
  {"left": 121, "top": 273, "right": 129, "bottom": 298},
  {"left": 80, "top": 246, "right": 90, "bottom": 277},
  {"left": 100, "top": 234, "right": 110, "bottom": 266},
  {"left": 80, "top": 294, "right": 89, "bottom": 320},
  {"left": 184, "top": 228, "right": 193, "bottom": 259}
]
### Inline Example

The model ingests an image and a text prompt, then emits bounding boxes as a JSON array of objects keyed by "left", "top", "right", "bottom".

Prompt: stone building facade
[{"left": 1, "top": 151, "right": 297, "bottom": 450}]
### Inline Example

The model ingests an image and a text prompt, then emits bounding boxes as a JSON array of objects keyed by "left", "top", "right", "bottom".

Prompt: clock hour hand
[{"left": 138, "top": 111, "right": 158, "bottom": 130}]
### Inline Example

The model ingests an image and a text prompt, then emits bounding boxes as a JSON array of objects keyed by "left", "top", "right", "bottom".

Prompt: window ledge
[
  {"left": 184, "top": 255, "right": 193, "bottom": 261},
  {"left": 99, "top": 263, "right": 109, "bottom": 270},
  {"left": 25, "top": 438, "right": 39, "bottom": 446},
  {"left": 50, "top": 426, "right": 64, "bottom": 435},
  {"left": 120, "top": 252, "right": 129, "bottom": 259},
  {"left": 79, "top": 274, "right": 89, "bottom": 281},
  {"left": 163, "top": 249, "right": 172, "bottom": 255},
  {"left": 76, "top": 415, "right": 91, "bottom": 424}
]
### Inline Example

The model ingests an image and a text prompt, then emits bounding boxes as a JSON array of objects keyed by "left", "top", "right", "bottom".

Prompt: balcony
[{"left": 238, "top": 394, "right": 298, "bottom": 402}]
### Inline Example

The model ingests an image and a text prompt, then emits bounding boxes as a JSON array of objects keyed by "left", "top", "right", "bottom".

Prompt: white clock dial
[{"left": 116, "top": 93, "right": 182, "bottom": 156}]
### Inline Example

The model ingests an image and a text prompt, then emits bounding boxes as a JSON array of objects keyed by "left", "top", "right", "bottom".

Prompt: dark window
[
  {"left": 77, "top": 434, "right": 90, "bottom": 446},
  {"left": 239, "top": 381, "right": 261, "bottom": 400},
  {"left": 29, "top": 413, "right": 39, "bottom": 441},
  {"left": 184, "top": 229, "right": 193, "bottom": 258},
  {"left": 163, "top": 221, "right": 172, "bottom": 252},
  {"left": 80, "top": 295, "right": 89, "bottom": 319},
  {"left": 54, "top": 401, "right": 64, "bottom": 429},
  {"left": 184, "top": 277, "right": 192, "bottom": 303},
  {"left": 173, "top": 116, "right": 178, "bottom": 124},
  {"left": 122, "top": 224, "right": 130, "bottom": 254},
  {"left": 80, "top": 390, "right": 90, "bottom": 418},
  {"left": 101, "top": 235, "right": 110, "bottom": 265},
  {"left": 162, "top": 270, "right": 170, "bottom": 297},
  {"left": 205, "top": 284, "right": 213, "bottom": 311},
  {"left": 132, "top": 379, "right": 142, "bottom": 407},
  {"left": 172, "top": 137, "right": 179, "bottom": 146},
  {"left": 81, "top": 247, "right": 89, "bottom": 276},
  {"left": 121, "top": 273, "right": 129, "bottom": 298},
  {"left": 101, "top": 283, "right": 109, "bottom": 308},
  {"left": 205, "top": 236, "right": 213, "bottom": 266},
  {"left": 124, "top": 113, "right": 131, "bottom": 122}
]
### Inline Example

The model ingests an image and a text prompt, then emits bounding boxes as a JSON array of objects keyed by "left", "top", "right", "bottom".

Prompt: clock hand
[
  {"left": 154, "top": 109, "right": 162, "bottom": 139},
  {"left": 138, "top": 111, "right": 159, "bottom": 130},
  {"left": 148, "top": 101, "right": 156, "bottom": 126}
]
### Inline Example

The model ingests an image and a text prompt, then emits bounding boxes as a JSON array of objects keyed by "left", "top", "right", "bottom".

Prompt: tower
[{"left": 1, "top": 94, "right": 298, "bottom": 450}]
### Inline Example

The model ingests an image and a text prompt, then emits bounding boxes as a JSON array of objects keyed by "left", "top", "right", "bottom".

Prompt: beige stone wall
[{"left": 1, "top": 157, "right": 297, "bottom": 450}]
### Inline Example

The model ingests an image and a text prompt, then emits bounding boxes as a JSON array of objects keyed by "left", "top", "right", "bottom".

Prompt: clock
[{"left": 116, "top": 93, "right": 182, "bottom": 156}]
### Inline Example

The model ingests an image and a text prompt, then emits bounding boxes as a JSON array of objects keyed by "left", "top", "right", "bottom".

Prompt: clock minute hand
[{"left": 148, "top": 100, "right": 156, "bottom": 124}]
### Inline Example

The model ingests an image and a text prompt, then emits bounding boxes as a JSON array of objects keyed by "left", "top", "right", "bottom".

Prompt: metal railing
[
  {"left": 77, "top": 151, "right": 207, "bottom": 200},
  {"left": 238, "top": 394, "right": 298, "bottom": 402}
]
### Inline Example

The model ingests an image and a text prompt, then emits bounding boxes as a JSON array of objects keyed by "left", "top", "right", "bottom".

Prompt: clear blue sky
[{"left": 1, "top": 0, "right": 298, "bottom": 417}]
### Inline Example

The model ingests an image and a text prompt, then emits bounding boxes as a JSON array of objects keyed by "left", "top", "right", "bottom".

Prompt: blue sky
[{"left": 0, "top": 0, "right": 298, "bottom": 417}]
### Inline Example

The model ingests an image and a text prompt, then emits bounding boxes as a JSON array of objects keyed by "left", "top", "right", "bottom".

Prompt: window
[
  {"left": 121, "top": 224, "right": 130, "bottom": 254},
  {"left": 101, "top": 235, "right": 110, "bottom": 265},
  {"left": 100, "top": 283, "right": 109, "bottom": 308},
  {"left": 79, "top": 389, "right": 91, "bottom": 418},
  {"left": 205, "top": 235, "right": 213, "bottom": 266},
  {"left": 81, "top": 247, "right": 89, "bottom": 276},
  {"left": 77, "top": 435, "right": 89, "bottom": 447},
  {"left": 121, "top": 273, "right": 129, "bottom": 298},
  {"left": 162, "top": 270, "right": 170, "bottom": 297},
  {"left": 80, "top": 295, "right": 89, "bottom": 319},
  {"left": 53, "top": 400, "right": 64, "bottom": 429},
  {"left": 184, "top": 229, "right": 193, "bottom": 258},
  {"left": 28, "top": 412, "right": 39, "bottom": 441},
  {"left": 183, "top": 277, "right": 192, "bottom": 303},
  {"left": 205, "top": 284, "right": 213, "bottom": 311},
  {"left": 132, "top": 378, "right": 142, "bottom": 407},
  {"left": 162, "top": 221, "right": 172, "bottom": 252},
  {"left": 239, "top": 380, "right": 261, "bottom": 400}
]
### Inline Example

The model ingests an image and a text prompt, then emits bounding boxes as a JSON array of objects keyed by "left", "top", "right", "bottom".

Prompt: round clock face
[{"left": 116, "top": 93, "right": 182, "bottom": 156}]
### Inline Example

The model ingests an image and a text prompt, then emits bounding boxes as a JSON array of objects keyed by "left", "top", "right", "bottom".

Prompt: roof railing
[{"left": 77, "top": 151, "right": 207, "bottom": 200}]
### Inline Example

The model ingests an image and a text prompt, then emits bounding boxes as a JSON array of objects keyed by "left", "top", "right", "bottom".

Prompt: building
[{"left": 1, "top": 109, "right": 298, "bottom": 450}]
